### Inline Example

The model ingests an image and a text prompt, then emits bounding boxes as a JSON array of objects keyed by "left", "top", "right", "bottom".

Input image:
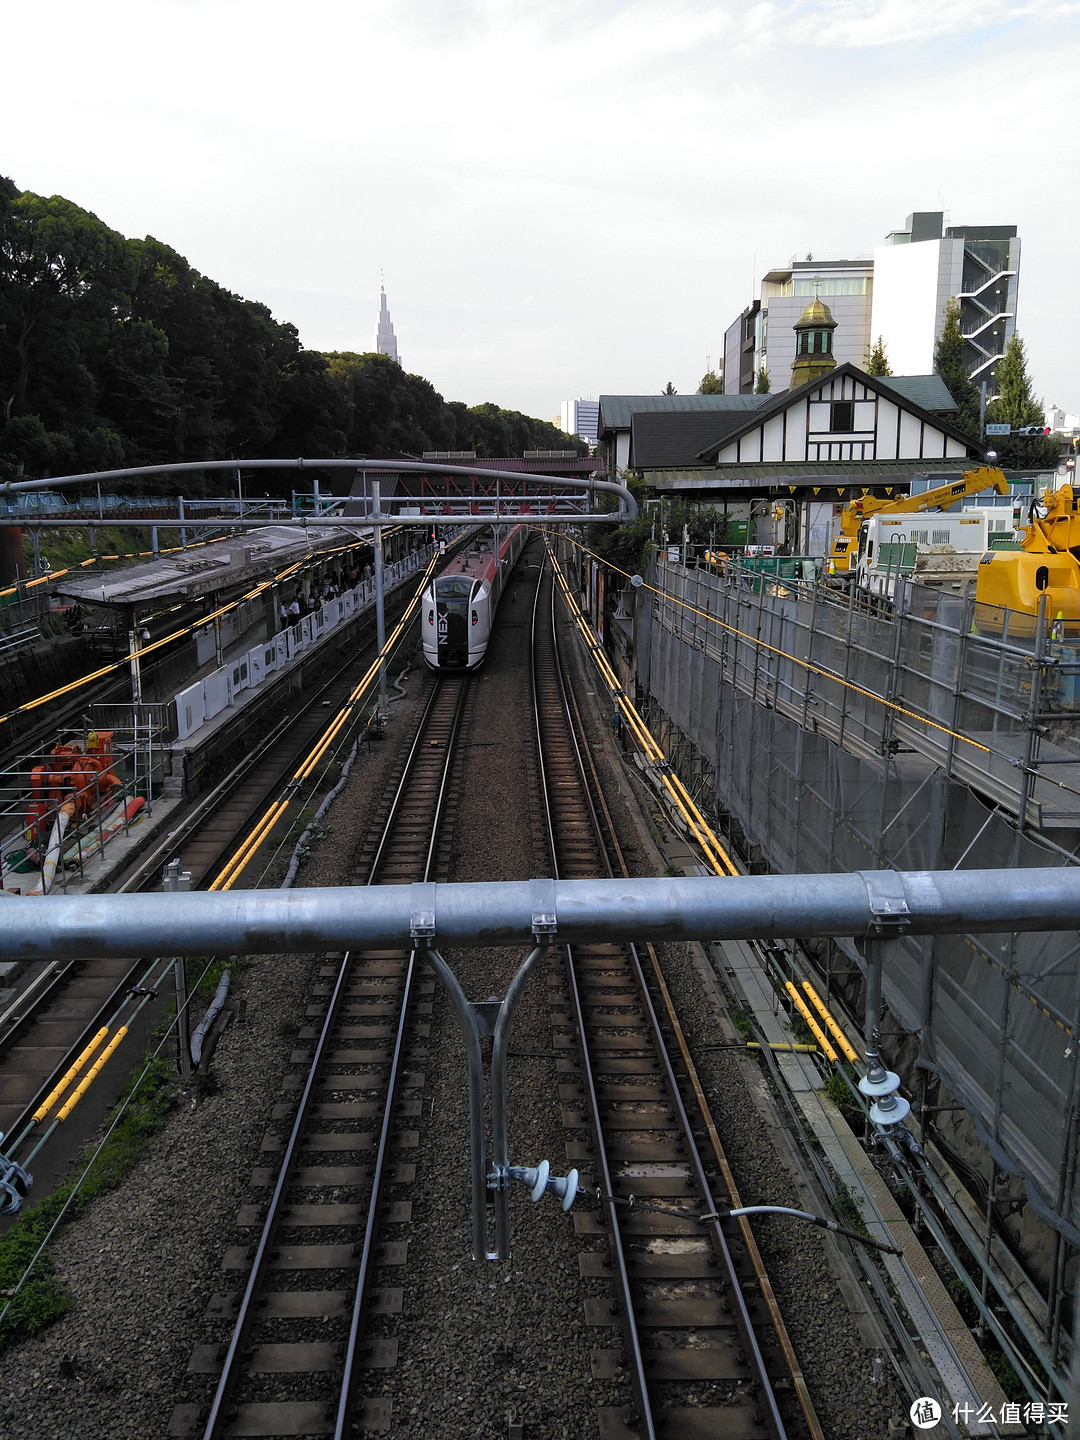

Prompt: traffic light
[{"left": 1017, "top": 425, "right": 1051, "bottom": 436}]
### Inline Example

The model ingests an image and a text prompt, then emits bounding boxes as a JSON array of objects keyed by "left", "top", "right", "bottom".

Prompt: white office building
[
  {"left": 560, "top": 398, "right": 599, "bottom": 447},
  {"left": 723, "top": 211, "right": 1020, "bottom": 395},
  {"left": 871, "top": 213, "right": 1019, "bottom": 385}
]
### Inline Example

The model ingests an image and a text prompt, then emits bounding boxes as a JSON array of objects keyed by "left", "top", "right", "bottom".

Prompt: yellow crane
[
  {"left": 827, "top": 467, "right": 1010, "bottom": 575},
  {"left": 976, "top": 483, "right": 1080, "bottom": 635}
]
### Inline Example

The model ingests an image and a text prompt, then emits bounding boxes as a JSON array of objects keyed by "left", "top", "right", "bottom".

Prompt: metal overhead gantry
[{"left": 1, "top": 458, "right": 638, "bottom": 526}]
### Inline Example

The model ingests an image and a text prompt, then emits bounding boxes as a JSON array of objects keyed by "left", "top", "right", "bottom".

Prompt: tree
[
  {"left": 662, "top": 381, "right": 677, "bottom": 395},
  {"left": 934, "top": 298, "right": 980, "bottom": 438},
  {"left": 988, "top": 334, "right": 1042, "bottom": 428},
  {"left": 0, "top": 172, "right": 578, "bottom": 490},
  {"left": 985, "top": 334, "right": 1059, "bottom": 470},
  {"left": 754, "top": 366, "right": 770, "bottom": 395},
  {"left": 865, "top": 336, "right": 892, "bottom": 376},
  {"left": 698, "top": 370, "right": 721, "bottom": 394}
]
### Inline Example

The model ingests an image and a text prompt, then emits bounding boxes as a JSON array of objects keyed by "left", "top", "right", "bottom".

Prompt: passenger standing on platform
[{"left": 287, "top": 597, "right": 301, "bottom": 622}]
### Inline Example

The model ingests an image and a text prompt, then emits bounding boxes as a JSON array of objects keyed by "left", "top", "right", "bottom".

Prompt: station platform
[{"left": 1, "top": 540, "right": 437, "bottom": 912}]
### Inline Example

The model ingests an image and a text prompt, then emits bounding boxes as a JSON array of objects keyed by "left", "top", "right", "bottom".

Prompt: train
[{"left": 422, "top": 524, "right": 527, "bottom": 669}]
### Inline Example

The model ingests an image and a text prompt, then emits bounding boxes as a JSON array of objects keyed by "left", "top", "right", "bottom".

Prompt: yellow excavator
[
  {"left": 975, "top": 483, "right": 1080, "bottom": 635},
  {"left": 828, "top": 466, "right": 1010, "bottom": 575}
]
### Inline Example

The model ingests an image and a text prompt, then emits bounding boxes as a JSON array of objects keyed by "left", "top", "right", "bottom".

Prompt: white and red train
[{"left": 422, "top": 525, "right": 527, "bottom": 669}]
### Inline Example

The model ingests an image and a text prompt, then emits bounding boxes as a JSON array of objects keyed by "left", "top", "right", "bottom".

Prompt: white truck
[{"left": 856, "top": 512, "right": 990, "bottom": 600}]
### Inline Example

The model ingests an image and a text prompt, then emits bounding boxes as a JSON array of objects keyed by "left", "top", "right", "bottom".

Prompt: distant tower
[
  {"left": 374, "top": 284, "right": 401, "bottom": 367},
  {"left": 790, "top": 297, "right": 837, "bottom": 389}
]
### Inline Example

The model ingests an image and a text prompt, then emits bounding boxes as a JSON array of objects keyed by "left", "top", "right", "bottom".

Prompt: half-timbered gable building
[{"left": 699, "top": 365, "right": 976, "bottom": 470}]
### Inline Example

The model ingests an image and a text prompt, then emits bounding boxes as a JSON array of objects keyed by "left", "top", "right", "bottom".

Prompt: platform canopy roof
[{"left": 53, "top": 523, "right": 371, "bottom": 610}]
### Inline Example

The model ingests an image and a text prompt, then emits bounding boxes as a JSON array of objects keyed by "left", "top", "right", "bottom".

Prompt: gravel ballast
[{"left": 1, "top": 549, "right": 908, "bottom": 1439}]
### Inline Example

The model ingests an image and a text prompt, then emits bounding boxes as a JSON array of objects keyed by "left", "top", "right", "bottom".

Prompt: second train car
[{"left": 422, "top": 525, "right": 527, "bottom": 669}]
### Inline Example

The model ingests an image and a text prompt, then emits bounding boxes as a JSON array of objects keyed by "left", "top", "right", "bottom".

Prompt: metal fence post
[{"left": 163, "top": 859, "right": 193, "bottom": 1082}]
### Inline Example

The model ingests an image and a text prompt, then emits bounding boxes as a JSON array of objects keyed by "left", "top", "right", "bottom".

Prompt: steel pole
[
  {"left": 490, "top": 945, "right": 546, "bottom": 1258},
  {"left": 372, "top": 476, "right": 388, "bottom": 715},
  {"left": 422, "top": 949, "right": 489, "bottom": 1260}
]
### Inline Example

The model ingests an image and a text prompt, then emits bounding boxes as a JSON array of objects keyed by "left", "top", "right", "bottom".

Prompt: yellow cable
[
  {"left": 548, "top": 545, "right": 741, "bottom": 878},
  {"left": 783, "top": 982, "right": 839, "bottom": 1063},
  {"left": 563, "top": 533, "right": 994, "bottom": 758},
  {"left": 801, "top": 981, "right": 861, "bottom": 1064},
  {"left": 209, "top": 549, "right": 442, "bottom": 891},
  {"left": 0, "top": 532, "right": 376, "bottom": 726},
  {"left": 32, "top": 1027, "right": 110, "bottom": 1123},
  {"left": 56, "top": 1027, "right": 129, "bottom": 1121}
]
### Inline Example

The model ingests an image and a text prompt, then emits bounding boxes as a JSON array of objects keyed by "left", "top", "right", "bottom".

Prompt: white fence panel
[
  {"left": 203, "top": 667, "right": 231, "bottom": 720},
  {"left": 175, "top": 682, "right": 205, "bottom": 741},
  {"left": 195, "top": 624, "right": 216, "bottom": 666}
]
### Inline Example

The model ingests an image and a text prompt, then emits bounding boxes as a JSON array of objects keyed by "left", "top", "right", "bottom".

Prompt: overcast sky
[{"left": 5, "top": 0, "right": 1079, "bottom": 423}]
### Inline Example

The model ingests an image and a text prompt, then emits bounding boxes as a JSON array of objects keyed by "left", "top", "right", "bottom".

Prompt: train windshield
[{"left": 436, "top": 577, "right": 476, "bottom": 600}]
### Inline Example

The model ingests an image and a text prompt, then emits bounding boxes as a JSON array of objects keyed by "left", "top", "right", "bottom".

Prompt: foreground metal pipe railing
[{"left": 2, "top": 869, "right": 1079, "bottom": 960}]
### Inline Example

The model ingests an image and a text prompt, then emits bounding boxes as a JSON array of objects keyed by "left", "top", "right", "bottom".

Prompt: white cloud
[
  {"left": 0, "top": 0, "right": 1077, "bottom": 414},
  {"left": 786, "top": 0, "right": 1080, "bottom": 46}
]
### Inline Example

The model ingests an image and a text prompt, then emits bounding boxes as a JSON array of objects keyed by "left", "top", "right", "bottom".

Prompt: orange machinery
[{"left": 26, "top": 731, "right": 121, "bottom": 848}]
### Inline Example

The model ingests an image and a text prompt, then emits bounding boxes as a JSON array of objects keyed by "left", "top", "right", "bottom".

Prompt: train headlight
[
  {"left": 427, "top": 610, "right": 434, "bottom": 625},
  {"left": 471, "top": 610, "right": 478, "bottom": 626}
]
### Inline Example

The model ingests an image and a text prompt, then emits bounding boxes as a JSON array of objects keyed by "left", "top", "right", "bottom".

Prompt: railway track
[
  {"left": 530, "top": 552, "right": 820, "bottom": 1440},
  {"left": 171, "top": 674, "right": 471, "bottom": 1439},
  {"left": 0, "top": 580, "right": 419, "bottom": 1189}
]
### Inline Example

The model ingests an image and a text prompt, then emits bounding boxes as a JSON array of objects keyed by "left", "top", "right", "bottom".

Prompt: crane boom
[{"left": 828, "top": 467, "right": 1009, "bottom": 574}]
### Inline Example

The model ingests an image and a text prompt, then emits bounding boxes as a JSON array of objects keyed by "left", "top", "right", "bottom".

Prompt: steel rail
[
  {"left": 624, "top": 932, "right": 789, "bottom": 1437},
  {"left": 201, "top": 670, "right": 468, "bottom": 1437},
  {"left": 330, "top": 676, "right": 471, "bottom": 1436},
  {"left": 559, "top": 618, "right": 821, "bottom": 1436},
  {"left": 201, "top": 950, "right": 357, "bottom": 1438},
  {"left": 539, "top": 566, "right": 804, "bottom": 1437},
  {"left": 363, "top": 677, "right": 465, "bottom": 880},
  {"left": 334, "top": 950, "right": 418, "bottom": 1439},
  {"left": 531, "top": 561, "right": 657, "bottom": 1436}
]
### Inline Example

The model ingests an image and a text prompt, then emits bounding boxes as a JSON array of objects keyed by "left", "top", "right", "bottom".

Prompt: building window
[
  {"left": 830, "top": 400, "right": 855, "bottom": 431},
  {"left": 790, "top": 277, "right": 870, "bottom": 296}
]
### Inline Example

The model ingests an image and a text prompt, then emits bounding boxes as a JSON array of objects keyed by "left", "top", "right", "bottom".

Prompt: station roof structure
[
  {"left": 343, "top": 452, "right": 607, "bottom": 518},
  {"left": 642, "top": 458, "right": 979, "bottom": 495},
  {"left": 53, "top": 522, "right": 371, "bottom": 611}
]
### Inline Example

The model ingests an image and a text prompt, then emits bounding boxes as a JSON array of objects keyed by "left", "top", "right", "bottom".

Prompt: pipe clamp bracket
[
  {"left": 409, "top": 882, "right": 437, "bottom": 945},
  {"left": 530, "top": 878, "right": 557, "bottom": 942},
  {"left": 857, "top": 870, "right": 911, "bottom": 931}
]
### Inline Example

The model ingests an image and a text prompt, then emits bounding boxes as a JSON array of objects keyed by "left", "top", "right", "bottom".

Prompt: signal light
[{"left": 1017, "top": 425, "right": 1051, "bottom": 436}]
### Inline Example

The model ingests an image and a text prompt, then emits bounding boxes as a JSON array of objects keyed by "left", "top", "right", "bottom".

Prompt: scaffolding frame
[{"left": 632, "top": 552, "right": 1080, "bottom": 1364}]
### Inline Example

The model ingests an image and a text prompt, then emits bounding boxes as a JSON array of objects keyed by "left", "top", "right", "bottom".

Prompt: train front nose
[{"left": 437, "top": 603, "right": 469, "bottom": 667}]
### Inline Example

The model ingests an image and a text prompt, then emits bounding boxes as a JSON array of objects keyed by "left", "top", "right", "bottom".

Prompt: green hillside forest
[{"left": 0, "top": 177, "right": 582, "bottom": 494}]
